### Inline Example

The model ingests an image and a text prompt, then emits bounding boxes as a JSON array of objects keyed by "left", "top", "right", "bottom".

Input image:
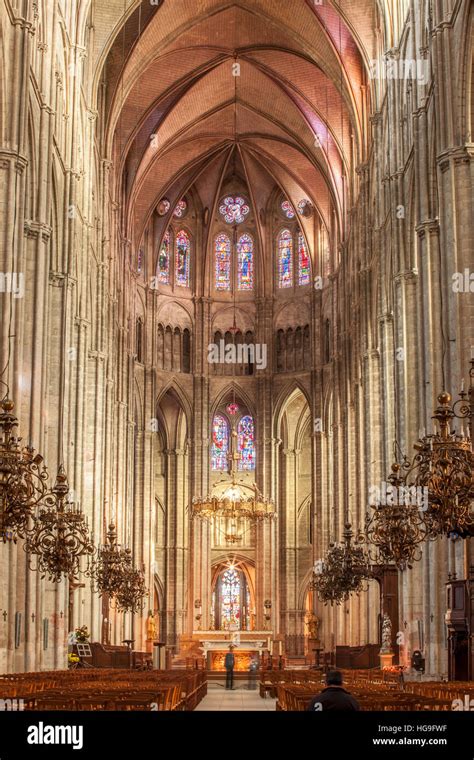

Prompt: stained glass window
[
  {"left": 281, "top": 200, "right": 295, "bottom": 219},
  {"left": 221, "top": 567, "right": 240, "bottom": 630},
  {"left": 219, "top": 196, "right": 250, "bottom": 224},
  {"left": 215, "top": 234, "right": 231, "bottom": 291},
  {"left": 237, "top": 233, "right": 254, "bottom": 291},
  {"left": 238, "top": 415, "right": 255, "bottom": 471},
  {"left": 157, "top": 198, "right": 170, "bottom": 216},
  {"left": 297, "top": 199, "right": 311, "bottom": 215},
  {"left": 175, "top": 230, "right": 190, "bottom": 287},
  {"left": 211, "top": 414, "right": 229, "bottom": 471},
  {"left": 298, "top": 231, "right": 310, "bottom": 285},
  {"left": 157, "top": 230, "right": 171, "bottom": 284},
  {"left": 173, "top": 199, "right": 187, "bottom": 218},
  {"left": 278, "top": 229, "right": 293, "bottom": 288}
]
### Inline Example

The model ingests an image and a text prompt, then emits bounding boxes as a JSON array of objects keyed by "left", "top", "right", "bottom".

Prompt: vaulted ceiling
[{"left": 91, "top": 0, "right": 383, "bottom": 252}]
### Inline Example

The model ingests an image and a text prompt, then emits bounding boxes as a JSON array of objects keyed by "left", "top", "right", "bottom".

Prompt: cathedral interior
[{"left": 0, "top": 0, "right": 473, "bottom": 701}]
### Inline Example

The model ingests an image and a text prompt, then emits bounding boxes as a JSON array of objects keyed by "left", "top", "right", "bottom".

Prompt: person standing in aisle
[{"left": 225, "top": 646, "right": 235, "bottom": 690}]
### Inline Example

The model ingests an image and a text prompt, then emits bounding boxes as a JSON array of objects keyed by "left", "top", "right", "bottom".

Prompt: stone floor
[{"left": 194, "top": 682, "right": 277, "bottom": 711}]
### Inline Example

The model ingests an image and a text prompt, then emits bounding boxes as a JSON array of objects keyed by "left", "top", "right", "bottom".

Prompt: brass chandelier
[
  {"left": 364, "top": 360, "right": 474, "bottom": 569},
  {"left": 365, "top": 462, "right": 428, "bottom": 570},
  {"left": 0, "top": 397, "right": 50, "bottom": 543},
  {"left": 91, "top": 522, "right": 128, "bottom": 596},
  {"left": 191, "top": 478, "right": 275, "bottom": 522},
  {"left": 312, "top": 522, "right": 371, "bottom": 605},
  {"left": 24, "top": 466, "right": 95, "bottom": 583},
  {"left": 113, "top": 549, "right": 147, "bottom": 614},
  {"left": 409, "top": 365, "right": 473, "bottom": 537},
  {"left": 90, "top": 522, "right": 147, "bottom": 613},
  {"left": 376, "top": 359, "right": 474, "bottom": 544}
]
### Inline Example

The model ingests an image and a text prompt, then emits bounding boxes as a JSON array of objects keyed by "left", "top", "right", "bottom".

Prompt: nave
[{"left": 0, "top": 0, "right": 473, "bottom": 732}]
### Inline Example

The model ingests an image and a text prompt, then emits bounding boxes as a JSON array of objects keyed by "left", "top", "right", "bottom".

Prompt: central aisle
[{"left": 194, "top": 682, "right": 277, "bottom": 711}]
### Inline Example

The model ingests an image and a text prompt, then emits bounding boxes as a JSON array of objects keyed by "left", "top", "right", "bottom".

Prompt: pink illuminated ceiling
[{"left": 95, "top": 0, "right": 379, "bottom": 251}]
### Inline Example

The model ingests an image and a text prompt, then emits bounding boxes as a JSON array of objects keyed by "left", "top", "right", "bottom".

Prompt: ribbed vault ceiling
[{"left": 95, "top": 0, "right": 379, "bottom": 251}]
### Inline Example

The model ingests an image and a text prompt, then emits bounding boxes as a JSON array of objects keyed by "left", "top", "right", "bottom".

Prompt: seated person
[{"left": 306, "top": 669, "right": 360, "bottom": 711}]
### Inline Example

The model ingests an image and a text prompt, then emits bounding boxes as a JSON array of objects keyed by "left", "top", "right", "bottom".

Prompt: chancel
[{"left": 0, "top": 0, "right": 473, "bottom": 715}]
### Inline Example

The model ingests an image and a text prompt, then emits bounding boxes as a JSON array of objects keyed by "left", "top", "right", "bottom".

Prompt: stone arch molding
[
  {"left": 156, "top": 300, "right": 192, "bottom": 329},
  {"left": 273, "top": 382, "right": 312, "bottom": 437}
]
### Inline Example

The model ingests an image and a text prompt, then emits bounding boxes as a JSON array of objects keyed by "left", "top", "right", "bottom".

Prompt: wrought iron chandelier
[
  {"left": 412, "top": 378, "right": 473, "bottom": 537},
  {"left": 113, "top": 549, "right": 147, "bottom": 614},
  {"left": 24, "top": 466, "right": 95, "bottom": 582},
  {"left": 312, "top": 523, "right": 371, "bottom": 605},
  {"left": 0, "top": 397, "right": 49, "bottom": 543},
  {"left": 365, "top": 462, "right": 428, "bottom": 570},
  {"left": 90, "top": 522, "right": 129, "bottom": 596},
  {"left": 90, "top": 522, "right": 147, "bottom": 613},
  {"left": 401, "top": 360, "right": 473, "bottom": 538}
]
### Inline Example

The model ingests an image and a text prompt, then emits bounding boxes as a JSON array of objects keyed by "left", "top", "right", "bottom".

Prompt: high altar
[{"left": 180, "top": 631, "right": 283, "bottom": 670}]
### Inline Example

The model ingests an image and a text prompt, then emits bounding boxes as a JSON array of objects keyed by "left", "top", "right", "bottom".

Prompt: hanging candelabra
[
  {"left": 113, "top": 549, "right": 147, "bottom": 614},
  {"left": 90, "top": 521, "right": 129, "bottom": 596},
  {"left": 312, "top": 523, "right": 371, "bottom": 605},
  {"left": 0, "top": 397, "right": 49, "bottom": 543},
  {"left": 407, "top": 360, "right": 473, "bottom": 538},
  {"left": 191, "top": 480, "right": 275, "bottom": 522},
  {"left": 90, "top": 522, "right": 147, "bottom": 613},
  {"left": 24, "top": 466, "right": 95, "bottom": 582},
  {"left": 365, "top": 461, "right": 428, "bottom": 571}
]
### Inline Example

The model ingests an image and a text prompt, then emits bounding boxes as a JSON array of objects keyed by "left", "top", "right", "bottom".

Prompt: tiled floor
[{"left": 195, "top": 682, "right": 277, "bottom": 711}]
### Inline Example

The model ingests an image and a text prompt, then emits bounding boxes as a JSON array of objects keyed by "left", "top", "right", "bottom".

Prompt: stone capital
[
  {"left": 88, "top": 350, "right": 107, "bottom": 362},
  {"left": 415, "top": 218, "right": 439, "bottom": 238},
  {"left": 49, "top": 271, "right": 66, "bottom": 287},
  {"left": 394, "top": 268, "right": 418, "bottom": 283},
  {"left": 24, "top": 220, "right": 52, "bottom": 241},
  {"left": 438, "top": 145, "right": 474, "bottom": 172}
]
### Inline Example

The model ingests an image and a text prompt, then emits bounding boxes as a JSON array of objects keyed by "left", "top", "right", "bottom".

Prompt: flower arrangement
[
  {"left": 68, "top": 653, "right": 80, "bottom": 667},
  {"left": 74, "top": 625, "right": 90, "bottom": 643}
]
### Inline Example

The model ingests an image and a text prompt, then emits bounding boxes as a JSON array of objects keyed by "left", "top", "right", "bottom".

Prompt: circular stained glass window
[
  {"left": 281, "top": 200, "right": 295, "bottom": 219},
  {"left": 173, "top": 199, "right": 187, "bottom": 218},
  {"left": 297, "top": 199, "right": 313, "bottom": 216},
  {"left": 219, "top": 196, "right": 250, "bottom": 224},
  {"left": 157, "top": 198, "right": 170, "bottom": 216}
]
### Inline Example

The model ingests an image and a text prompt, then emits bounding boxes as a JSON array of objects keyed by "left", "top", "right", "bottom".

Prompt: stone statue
[
  {"left": 146, "top": 611, "right": 156, "bottom": 641},
  {"left": 380, "top": 613, "right": 392, "bottom": 653},
  {"left": 307, "top": 613, "right": 320, "bottom": 640}
]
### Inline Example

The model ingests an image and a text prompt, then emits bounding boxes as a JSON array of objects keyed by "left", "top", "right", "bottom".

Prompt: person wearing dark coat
[
  {"left": 306, "top": 670, "right": 360, "bottom": 711},
  {"left": 224, "top": 648, "right": 235, "bottom": 690}
]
